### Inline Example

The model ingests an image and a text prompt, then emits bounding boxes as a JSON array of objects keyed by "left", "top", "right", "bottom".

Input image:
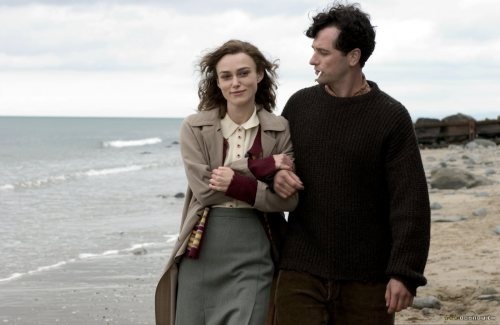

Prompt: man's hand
[
  {"left": 273, "top": 170, "right": 304, "bottom": 199},
  {"left": 273, "top": 154, "right": 294, "bottom": 171},
  {"left": 209, "top": 167, "right": 234, "bottom": 192},
  {"left": 385, "top": 278, "right": 413, "bottom": 314}
]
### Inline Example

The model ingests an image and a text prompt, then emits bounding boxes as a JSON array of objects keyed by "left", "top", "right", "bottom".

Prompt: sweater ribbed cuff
[
  {"left": 248, "top": 156, "right": 276, "bottom": 181},
  {"left": 225, "top": 173, "right": 257, "bottom": 205},
  {"left": 390, "top": 275, "right": 417, "bottom": 296}
]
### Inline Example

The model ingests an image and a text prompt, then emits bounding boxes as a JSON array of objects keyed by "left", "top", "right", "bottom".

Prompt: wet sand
[{"left": 0, "top": 249, "right": 168, "bottom": 324}]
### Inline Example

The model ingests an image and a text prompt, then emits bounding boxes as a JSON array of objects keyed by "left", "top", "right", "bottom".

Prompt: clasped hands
[{"left": 209, "top": 154, "right": 303, "bottom": 194}]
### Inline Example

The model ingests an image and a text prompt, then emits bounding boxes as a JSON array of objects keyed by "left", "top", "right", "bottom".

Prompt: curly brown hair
[
  {"left": 306, "top": 2, "right": 376, "bottom": 67},
  {"left": 197, "top": 40, "right": 279, "bottom": 117}
]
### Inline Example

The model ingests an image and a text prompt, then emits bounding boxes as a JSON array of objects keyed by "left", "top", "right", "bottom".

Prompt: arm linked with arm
[{"left": 179, "top": 120, "right": 229, "bottom": 207}]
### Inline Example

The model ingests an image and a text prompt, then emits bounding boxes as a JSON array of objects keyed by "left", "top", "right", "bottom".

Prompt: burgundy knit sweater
[{"left": 279, "top": 81, "right": 430, "bottom": 294}]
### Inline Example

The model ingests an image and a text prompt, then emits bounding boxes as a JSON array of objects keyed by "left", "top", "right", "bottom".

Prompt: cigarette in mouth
[{"left": 315, "top": 71, "right": 322, "bottom": 82}]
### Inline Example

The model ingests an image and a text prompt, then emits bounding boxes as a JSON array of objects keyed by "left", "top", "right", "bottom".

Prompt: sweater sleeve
[
  {"left": 248, "top": 156, "right": 277, "bottom": 181},
  {"left": 384, "top": 107, "right": 431, "bottom": 295},
  {"left": 225, "top": 173, "right": 258, "bottom": 205}
]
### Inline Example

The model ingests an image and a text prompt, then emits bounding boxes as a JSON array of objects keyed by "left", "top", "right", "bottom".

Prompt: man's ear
[{"left": 348, "top": 48, "right": 361, "bottom": 66}]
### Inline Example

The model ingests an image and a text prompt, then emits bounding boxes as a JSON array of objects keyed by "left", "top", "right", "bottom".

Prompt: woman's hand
[
  {"left": 209, "top": 167, "right": 235, "bottom": 192},
  {"left": 273, "top": 154, "right": 294, "bottom": 171}
]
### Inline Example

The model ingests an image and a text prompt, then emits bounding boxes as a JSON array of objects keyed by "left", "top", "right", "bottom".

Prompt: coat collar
[{"left": 188, "top": 106, "right": 285, "bottom": 132}]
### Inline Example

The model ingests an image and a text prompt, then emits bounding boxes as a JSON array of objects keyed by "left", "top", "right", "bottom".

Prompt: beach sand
[
  {"left": 1, "top": 144, "right": 499, "bottom": 325},
  {"left": 397, "top": 144, "right": 500, "bottom": 325}
]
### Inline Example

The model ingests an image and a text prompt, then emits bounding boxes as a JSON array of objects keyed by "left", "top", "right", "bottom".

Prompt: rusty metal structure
[{"left": 414, "top": 116, "right": 500, "bottom": 145}]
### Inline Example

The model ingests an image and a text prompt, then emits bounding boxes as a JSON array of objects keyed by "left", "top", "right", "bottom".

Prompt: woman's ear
[{"left": 257, "top": 72, "right": 264, "bottom": 83}]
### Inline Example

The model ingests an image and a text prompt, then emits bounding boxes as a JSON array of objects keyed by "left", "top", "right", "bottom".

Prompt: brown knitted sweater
[{"left": 280, "top": 81, "right": 430, "bottom": 294}]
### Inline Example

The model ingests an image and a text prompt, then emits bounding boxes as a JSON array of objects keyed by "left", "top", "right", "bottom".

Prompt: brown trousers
[{"left": 275, "top": 270, "right": 395, "bottom": 325}]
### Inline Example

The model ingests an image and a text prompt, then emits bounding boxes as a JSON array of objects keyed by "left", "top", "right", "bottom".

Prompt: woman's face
[{"left": 216, "top": 52, "right": 263, "bottom": 110}]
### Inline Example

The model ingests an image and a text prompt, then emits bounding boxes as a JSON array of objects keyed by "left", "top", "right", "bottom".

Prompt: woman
[{"left": 155, "top": 40, "right": 298, "bottom": 325}]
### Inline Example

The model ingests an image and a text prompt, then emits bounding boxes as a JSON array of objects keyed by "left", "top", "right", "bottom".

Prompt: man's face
[{"left": 309, "top": 26, "right": 350, "bottom": 86}]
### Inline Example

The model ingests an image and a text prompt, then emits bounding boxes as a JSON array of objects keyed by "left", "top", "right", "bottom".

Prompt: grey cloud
[{"left": 0, "top": 0, "right": 321, "bottom": 15}]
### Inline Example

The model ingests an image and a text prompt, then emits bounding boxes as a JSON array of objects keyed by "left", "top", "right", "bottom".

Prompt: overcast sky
[{"left": 0, "top": 0, "right": 499, "bottom": 120}]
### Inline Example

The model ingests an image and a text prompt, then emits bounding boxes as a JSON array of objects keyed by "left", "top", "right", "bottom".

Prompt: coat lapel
[
  {"left": 261, "top": 131, "right": 277, "bottom": 158},
  {"left": 201, "top": 122, "right": 224, "bottom": 170},
  {"left": 258, "top": 109, "right": 285, "bottom": 157},
  {"left": 191, "top": 109, "right": 224, "bottom": 169}
]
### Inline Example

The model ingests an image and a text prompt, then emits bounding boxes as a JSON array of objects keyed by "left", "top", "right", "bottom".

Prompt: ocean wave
[
  {"left": 0, "top": 260, "right": 75, "bottom": 283},
  {"left": 5, "top": 162, "right": 169, "bottom": 190},
  {"left": 102, "top": 137, "right": 162, "bottom": 148},
  {"left": 83, "top": 165, "right": 144, "bottom": 177},
  {"left": 0, "top": 237, "right": 177, "bottom": 283}
]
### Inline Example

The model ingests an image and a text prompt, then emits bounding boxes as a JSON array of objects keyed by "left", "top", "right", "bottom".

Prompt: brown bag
[{"left": 185, "top": 207, "right": 210, "bottom": 259}]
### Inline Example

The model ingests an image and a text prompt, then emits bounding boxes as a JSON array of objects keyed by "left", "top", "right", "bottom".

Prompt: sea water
[{"left": 0, "top": 117, "right": 186, "bottom": 283}]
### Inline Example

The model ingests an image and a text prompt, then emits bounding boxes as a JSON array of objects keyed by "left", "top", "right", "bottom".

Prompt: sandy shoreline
[
  {"left": 396, "top": 144, "right": 500, "bottom": 325},
  {"left": 1, "top": 144, "right": 499, "bottom": 325},
  {"left": 0, "top": 249, "right": 168, "bottom": 324}
]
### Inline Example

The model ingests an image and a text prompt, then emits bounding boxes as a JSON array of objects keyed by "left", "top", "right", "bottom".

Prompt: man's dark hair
[{"left": 306, "top": 2, "right": 376, "bottom": 67}]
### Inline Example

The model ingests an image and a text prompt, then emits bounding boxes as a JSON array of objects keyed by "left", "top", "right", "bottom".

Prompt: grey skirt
[{"left": 175, "top": 207, "right": 273, "bottom": 325}]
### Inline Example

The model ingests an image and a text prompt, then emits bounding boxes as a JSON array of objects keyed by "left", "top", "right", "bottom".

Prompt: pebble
[
  {"left": 475, "top": 192, "right": 490, "bottom": 197},
  {"left": 430, "top": 202, "right": 442, "bottom": 210},
  {"left": 477, "top": 294, "right": 500, "bottom": 301},
  {"left": 421, "top": 308, "right": 433, "bottom": 316},
  {"left": 464, "top": 159, "right": 476, "bottom": 166},
  {"left": 472, "top": 208, "right": 487, "bottom": 217},
  {"left": 131, "top": 247, "right": 147, "bottom": 255},
  {"left": 174, "top": 192, "right": 185, "bottom": 199},
  {"left": 485, "top": 169, "right": 496, "bottom": 176},
  {"left": 482, "top": 287, "right": 498, "bottom": 295},
  {"left": 412, "top": 296, "right": 441, "bottom": 309},
  {"left": 467, "top": 139, "right": 497, "bottom": 148},
  {"left": 494, "top": 226, "right": 500, "bottom": 235}
]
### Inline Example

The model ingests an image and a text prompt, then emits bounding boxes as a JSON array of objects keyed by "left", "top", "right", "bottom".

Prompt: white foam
[
  {"left": 6, "top": 163, "right": 163, "bottom": 190},
  {"left": 102, "top": 137, "right": 162, "bottom": 148},
  {"left": 102, "top": 250, "right": 120, "bottom": 256},
  {"left": 78, "top": 253, "right": 99, "bottom": 259},
  {"left": 0, "top": 272, "right": 23, "bottom": 282},
  {"left": 0, "top": 240, "right": 177, "bottom": 283},
  {"left": 30, "top": 261, "right": 68, "bottom": 273},
  {"left": 0, "top": 184, "right": 14, "bottom": 190},
  {"left": 0, "top": 261, "right": 69, "bottom": 283},
  {"left": 84, "top": 165, "right": 143, "bottom": 177}
]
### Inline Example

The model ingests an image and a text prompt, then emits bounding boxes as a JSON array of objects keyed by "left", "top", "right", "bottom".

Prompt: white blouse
[{"left": 214, "top": 108, "right": 259, "bottom": 208}]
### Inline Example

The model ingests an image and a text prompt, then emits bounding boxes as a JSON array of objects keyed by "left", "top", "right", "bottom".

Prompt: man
[{"left": 273, "top": 3, "right": 431, "bottom": 324}]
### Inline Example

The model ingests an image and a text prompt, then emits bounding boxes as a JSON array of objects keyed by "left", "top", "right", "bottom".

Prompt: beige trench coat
[{"left": 155, "top": 107, "right": 298, "bottom": 325}]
